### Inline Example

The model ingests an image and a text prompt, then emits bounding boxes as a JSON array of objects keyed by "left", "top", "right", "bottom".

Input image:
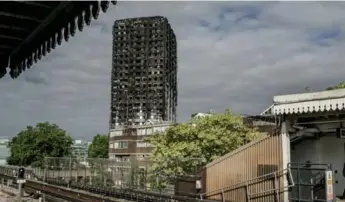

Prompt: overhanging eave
[{"left": 0, "top": 1, "right": 117, "bottom": 79}]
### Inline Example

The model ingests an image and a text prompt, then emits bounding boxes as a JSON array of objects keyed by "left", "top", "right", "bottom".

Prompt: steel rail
[
  {"left": 24, "top": 181, "right": 123, "bottom": 202},
  {"left": 0, "top": 173, "right": 219, "bottom": 202},
  {"left": 0, "top": 174, "right": 125, "bottom": 202}
]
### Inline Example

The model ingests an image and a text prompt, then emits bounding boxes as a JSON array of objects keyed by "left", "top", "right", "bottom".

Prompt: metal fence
[{"left": 35, "top": 156, "right": 204, "bottom": 195}]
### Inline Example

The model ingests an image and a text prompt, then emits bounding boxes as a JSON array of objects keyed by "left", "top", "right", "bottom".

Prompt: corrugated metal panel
[{"left": 202, "top": 130, "right": 284, "bottom": 202}]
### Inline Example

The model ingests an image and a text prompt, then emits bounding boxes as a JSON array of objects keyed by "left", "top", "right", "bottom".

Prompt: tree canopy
[
  {"left": 88, "top": 134, "right": 109, "bottom": 159},
  {"left": 326, "top": 82, "right": 345, "bottom": 90},
  {"left": 147, "top": 109, "right": 261, "bottom": 179},
  {"left": 7, "top": 122, "right": 73, "bottom": 167}
]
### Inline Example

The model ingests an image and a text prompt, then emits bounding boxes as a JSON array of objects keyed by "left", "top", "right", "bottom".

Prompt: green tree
[
  {"left": 7, "top": 122, "right": 73, "bottom": 167},
  {"left": 147, "top": 109, "right": 261, "bottom": 187},
  {"left": 88, "top": 134, "right": 109, "bottom": 158},
  {"left": 326, "top": 82, "right": 345, "bottom": 90},
  {"left": 86, "top": 134, "right": 109, "bottom": 186}
]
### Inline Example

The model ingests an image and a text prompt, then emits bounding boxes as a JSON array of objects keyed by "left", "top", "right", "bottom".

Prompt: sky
[{"left": 1, "top": 1, "right": 345, "bottom": 140}]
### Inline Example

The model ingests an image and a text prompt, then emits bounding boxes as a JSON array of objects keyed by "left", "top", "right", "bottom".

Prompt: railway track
[{"left": 0, "top": 173, "right": 218, "bottom": 202}]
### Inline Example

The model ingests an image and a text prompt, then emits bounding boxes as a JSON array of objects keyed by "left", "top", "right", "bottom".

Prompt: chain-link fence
[{"left": 37, "top": 156, "right": 204, "bottom": 195}]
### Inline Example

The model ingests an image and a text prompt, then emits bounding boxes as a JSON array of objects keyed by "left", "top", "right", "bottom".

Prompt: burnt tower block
[{"left": 110, "top": 16, "right": 177, "bottom": 129}]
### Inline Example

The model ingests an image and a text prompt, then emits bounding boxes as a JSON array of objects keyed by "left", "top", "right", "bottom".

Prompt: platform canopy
[
  {"left": 0, "top": 1, "right": 116, "bottom": 79},
  {"left": 262, "top": 89, "right": 345, "bottom": 116}
]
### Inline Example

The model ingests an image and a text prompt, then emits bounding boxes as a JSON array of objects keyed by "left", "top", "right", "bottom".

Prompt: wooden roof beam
[
  {"left": 0, "top": 35, "right": 22, "bottom": 41},
  {"left": 0, "top": 24, "right": 31, "bottom": 32},
  {"left": 0, "top": 11, "right": 42, "bottom": 23},
  {"left": 14, "top": 1, "right": 53, "bottom": 9},
  {"left": 10, "top": 2, "right": 70, "bottom": 59},
  {"left": 0, "top": 45, "right": 14, "bottom": 50}
]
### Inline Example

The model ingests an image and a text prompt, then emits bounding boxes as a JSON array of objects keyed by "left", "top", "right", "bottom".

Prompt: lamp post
[
  {"left": 17, "top": 167, "right": 26, "bottom": 202},
  {"left": 196, "top": 179, "right": 202, "bottom": 194}
]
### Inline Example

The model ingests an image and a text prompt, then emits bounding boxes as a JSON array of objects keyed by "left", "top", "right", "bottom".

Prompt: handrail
[
  {"left": 287, "top": 162, "right": 332, "bottom": 202},
  {"left": 199, "top": 168, "right": 295, "bottom": 200}
]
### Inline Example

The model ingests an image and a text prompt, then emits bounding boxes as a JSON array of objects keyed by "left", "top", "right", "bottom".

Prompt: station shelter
[
  {"left": 263, "top": 88, "right": 345, "bottom": 201},
  {"left": 201, "top": 89, "right": 344, "bottom": 202}
]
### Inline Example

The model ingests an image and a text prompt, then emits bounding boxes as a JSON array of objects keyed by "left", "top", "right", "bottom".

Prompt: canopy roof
[
  {"left": 273, "top": 89, "right": 345, "bottom": 115},
  {"left": 261, "top": 89, "right": 345, "bottom": 116},
  {"left": 0, "top": 1, "right": 116, "bottom": 79}
]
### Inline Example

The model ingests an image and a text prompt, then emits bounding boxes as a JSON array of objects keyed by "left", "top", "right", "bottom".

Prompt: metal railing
[
  {"left": 200, "top": 168, "right": 295, "bottom": 202},
  {"left": 0, "top": 157, "right": 211, "bottom": 200},
  {"left": 39, "top": 156, "right": 204, "bottom": 193},
  {"left": 0, "top": 164, "right": 220, "bottom": 202},
  {"left": 288, "top": 162, "right": 333, "bottom": 202}
]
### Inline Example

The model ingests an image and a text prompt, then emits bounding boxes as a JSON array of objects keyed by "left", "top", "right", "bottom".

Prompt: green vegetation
[
  {"left": 86, "top": 134, "right": 109, "bottom": 186},
  {"left": 147, "top": 109, "right": 261, "bottom": 188},
  {"left": 7, "top": 122, "right": 73, "bottom": 167},
  {"left": 326, "top": 82, "right": 345, "bottom": 90},
  {"left": 88, "top": 134, "right": 109, "bottom": 159}
]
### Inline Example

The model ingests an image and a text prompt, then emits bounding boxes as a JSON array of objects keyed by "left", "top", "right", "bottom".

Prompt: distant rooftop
[{"left": 0, "top": 138, "right": 9, "bottom": 145}]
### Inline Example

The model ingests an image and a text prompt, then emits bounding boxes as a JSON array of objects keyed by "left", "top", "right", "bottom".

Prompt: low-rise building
[
  {"left": 0, "top": 138, "right": 10, "bottom": 165},
  {"left": 72, "top": 139, "right": 90, "bottom": 160},
  {"left": 108, "top": 120, "right": 173, "bottom": 162},
  {"left": 108, "top": 120, "right": 173, "bottom": 188}
]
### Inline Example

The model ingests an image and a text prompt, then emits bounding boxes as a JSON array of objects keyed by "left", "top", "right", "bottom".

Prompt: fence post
[
  {"left": 89, "top": 160, "right": 93, "bottom": 186},
  {"left": 69, "top": 156, "right": 72, "bottom": 183},
  {"left": 120, "top": 165, "right": 124, "bottom": 189},
  {"left": 101, "top": 159, "right": 105, "bottom": 186},
  {"left": 144, "top": 165, "right": 148, "bottom": 191},
  {"left": 245, "top": 183, "right": 249, "bottom": 202},
  {"left": 274, "top": 172, "right": 280, "bottom": 202},
  {"left": 221, "top": 188, "right": 225, "bottom": 202},
  {"left": 76, "top": 160, "right": 78, "bottom": 183},
  {"left": 43, "top": 158, "right": 47, "bottom": 182}
]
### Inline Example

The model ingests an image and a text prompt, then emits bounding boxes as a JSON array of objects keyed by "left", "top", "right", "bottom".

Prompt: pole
[
  {"left": 43, "top": 165, "right": 46, "bottom": 182},
  {"left": 17, "top": 182, "right": 22, "bottom": 202},
  {"left": 69, "top": 156, "right": 72, "bottom": 183}
]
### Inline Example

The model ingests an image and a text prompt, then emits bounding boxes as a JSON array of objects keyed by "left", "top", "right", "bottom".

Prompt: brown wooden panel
[{"left": 202, "top": 129, "right": 284, "bottom": 202}]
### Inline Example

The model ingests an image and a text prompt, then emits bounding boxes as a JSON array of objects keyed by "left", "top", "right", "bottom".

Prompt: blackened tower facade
[{"left": 110, "top": 16, "right": 177, "bottom": 129}]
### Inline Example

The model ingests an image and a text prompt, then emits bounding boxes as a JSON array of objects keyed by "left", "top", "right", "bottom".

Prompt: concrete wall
[{"left": 291, "top": 135, "right": 345, "bottom": 197}]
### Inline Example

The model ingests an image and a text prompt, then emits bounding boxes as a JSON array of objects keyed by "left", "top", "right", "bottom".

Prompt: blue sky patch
[
  {"left": 219, "top": 5, "right": 262, "bottom": 22},
  {"left": 198, "top": 5, "right": 264, "bottom": 33},
  {"left": 309, "top": 27, "right": 341, "bottom": 46}
]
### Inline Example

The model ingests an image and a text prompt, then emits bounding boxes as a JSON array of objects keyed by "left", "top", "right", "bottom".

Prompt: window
[
  {"left": 137, "top": 141, "right": 153, "bottom": 148},
  {"left": 137, "top": 155, "right": 146, "bottom": 161},
  {"left": 122, "top": 157, "right": 130, "bottom": 162},
  {"left": 114, "top": 141, "right": 128, "bottom": 149},
  {"left": 137, "top": 141, "right": 146, "bottom": 148},
  {"left": 113, "top": 166, "right": 130, "bottom": 172},
  {"left": 137, "top": 129, "right": 146, "bottom": 136},
  {"left": 146, "top": 128, "right": 153, "bottom": 135},
  {"left": 110, "top": 131, "right": 122, "bottom": 137}
]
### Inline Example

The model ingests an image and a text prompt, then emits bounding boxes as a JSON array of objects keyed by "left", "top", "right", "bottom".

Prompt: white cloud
[{"left": 1, "top": 2, "right": 345, "bottom": 139}]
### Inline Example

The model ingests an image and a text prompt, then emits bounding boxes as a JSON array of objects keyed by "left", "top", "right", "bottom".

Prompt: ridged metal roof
[{"left": 0, "top": 1, "right": 117, "bottom": 79}]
